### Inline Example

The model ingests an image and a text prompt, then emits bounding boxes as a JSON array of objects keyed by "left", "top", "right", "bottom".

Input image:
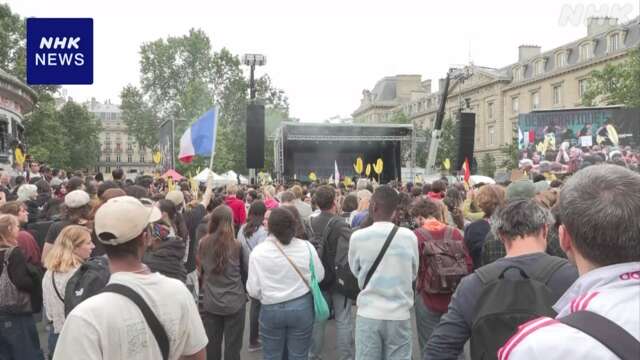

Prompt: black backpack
[
  {"left": 470, "top": 256, "right": 567, "bottom": 360},
  {"left": 321, "top": 216, "right": 359, "bottom": 299},
  {"left": 64, "top": 256, "right": 111, "bottom": 316}
]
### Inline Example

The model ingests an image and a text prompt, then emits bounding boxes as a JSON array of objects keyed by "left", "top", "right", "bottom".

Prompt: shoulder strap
[
  {"left": 363, "top": 225, "right": 399, "bottom": 290},
  {"left": 416, "top": 227, "right": 433, "bottom": 242},
  {"left": 101, "top": 283, "right": 170, "bottom": 360},
  {"left": 271, "top": 240, "right": 310, "bottom": 289},
  {"left": 51, "top": 272, "right": 64, "bottom": 302},
  {"left": 532, "top": 256, "right": 567, "bottom": 284},
  {"left": 559, "top": 311, "right": 640, "bottom": 360},
  {"left": 475, "top": 262, "right": 504, "bottom": 284}
]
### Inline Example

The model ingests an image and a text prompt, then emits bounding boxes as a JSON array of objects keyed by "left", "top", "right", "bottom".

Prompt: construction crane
[{"left": 425, "top": 66, "right": 473, "bottom": 174}]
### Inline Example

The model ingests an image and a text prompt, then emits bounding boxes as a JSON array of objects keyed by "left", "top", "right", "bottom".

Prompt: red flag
[{"left": 462, "top": 158, "right": 471, "bottom": 183}]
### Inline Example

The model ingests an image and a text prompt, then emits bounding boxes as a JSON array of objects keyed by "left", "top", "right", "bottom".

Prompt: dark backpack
[
  {"left": 64, "top": 256, "right": 110, "bottom": 316},
  {"left": 417, "top": 227, "right": 469, "bottom": 294},
  {"left": 470, "top": 256, "right": 567, "bottom": 360},
  {"left": 327, "top": 217, "right": 359, "bottom": 300}
]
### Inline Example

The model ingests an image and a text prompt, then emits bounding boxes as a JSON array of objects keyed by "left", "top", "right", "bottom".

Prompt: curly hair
[{"left": 475, "top": 184, "right": 505, "bottom": 218}]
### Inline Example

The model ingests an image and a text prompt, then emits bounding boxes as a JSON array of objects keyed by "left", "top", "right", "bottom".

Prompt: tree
[
  {"left": 427, "top": 116, "right": 457, "bottom": 172},
  {"left": 582, "top": 48, "right": 640, "bottom": 107},
  {"left": 479, "top": 153, "right": 497, "bottom": 178},
  {"left": 500, "top": 127, "right": 520, "bottom": 170},
  {"left": 24, "top": 98, "right": 101, "bottom": 169},
  {"left": 0, "top": 4, "right": 25, "bottom": 80},
  {"left": 123, "top": 29, "right": 288, "bottom": 175}
]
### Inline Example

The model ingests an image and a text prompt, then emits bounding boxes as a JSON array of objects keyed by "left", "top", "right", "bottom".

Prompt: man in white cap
[{"left": 53, "top": 196, "right": 208, "bottom": 360}]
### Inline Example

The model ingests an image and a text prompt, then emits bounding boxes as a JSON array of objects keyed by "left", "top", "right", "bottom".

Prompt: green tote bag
[{"left": 307, "top": 244, "right": 330, "bottom": 322}]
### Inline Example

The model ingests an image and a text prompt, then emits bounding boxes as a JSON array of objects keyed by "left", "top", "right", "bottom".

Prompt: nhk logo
[{"left": 26, "top": 18, "right": 93, "bottom": 85}]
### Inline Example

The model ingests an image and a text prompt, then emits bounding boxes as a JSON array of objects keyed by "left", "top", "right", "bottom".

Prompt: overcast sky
[{"left": 6, "top": 0, "right": 639, "bottom": 122}]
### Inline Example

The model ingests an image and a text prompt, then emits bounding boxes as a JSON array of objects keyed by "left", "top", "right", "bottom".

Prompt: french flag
[{"left": 179, "top": 107, "right": 219, "bottom": 164}]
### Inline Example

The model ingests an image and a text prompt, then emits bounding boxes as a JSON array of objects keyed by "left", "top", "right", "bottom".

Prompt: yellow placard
[
  {"left": 152, "top": 150, "right": 162, "bottom": 165},
  {"left": 308, "top": 172, "right": 317, "bottom": 182},
  {"left": 443, "top": 158, "right": 451, "bottom": 170},
  {"left": 15, "top": 148, "right": 25, "bottom": 166},
  {"left": 365, "top": 164, "right": 371, "bottom": 177},
  {"left": 373, "top": 158, "right": 383, "bottom": 175},
  {"left": 354, "top": 157, "right": 363, "bottom": 174}
]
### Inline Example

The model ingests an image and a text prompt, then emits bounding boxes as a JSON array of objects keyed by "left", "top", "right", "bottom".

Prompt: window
[
  {"left": 106, "top": 166, "right": 111, "bottom": 173},
  {"left": 555, "top": 52, "right": 567, "bottom": 68},
  {"left": 127, "top": 154, "right": 132, "bottom": 163},
  {"left": 533, "top": 60, "right": 545, "bottom": 76},
  {"left": 140, "top": 153, "right": 145, "bottom": 163},
  {"left": 553, "top": 85, "right": 562, "bottom": 105},
  {"left": 531, "top": 91, "right": 540, "bottom": 110},
  {"left": 488, "top": 125, "right": 495, "bottom": 145},
  {"left": 608, "top": 33, "right": 619, "bottom": 52},
  {"left": 579, "top": 79, "right": 590, "bottom": 98},
  {"left": 106, "top": 155, "right": 111, "bottom": 163},
  {"left": 512, "top": 66, "right": 522, "bottom": 81},
  {"left": 116, "top": 154, "right": 121, "bottom": 163},
  {"left": 512, "top": 97, "right": 519, "bottom": 114},
  {"left": 579, "top": 42, "right": 593, "bottom": 61},
  {"left": 487, "top": 102, "right": 494, "bottom": 120}
]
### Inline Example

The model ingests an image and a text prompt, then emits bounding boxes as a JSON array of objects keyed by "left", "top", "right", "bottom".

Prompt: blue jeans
[
  {"left": 414, "top": 296, "right": 443, "bottom": 360},
  {"left": 47, "top": 323, "right": 59, "bottom": 360},
  {"left": 354, "top": 315, "right": 412, "bottom": 360},
  {"left": 260, "top": 293, "right": 314, "bottom": 360},
  {"left": 0, "top": 314, "right": 44, "bottom": 360},
  {"left": 309, "top": 291, "right": 354, "bottom": 360}
]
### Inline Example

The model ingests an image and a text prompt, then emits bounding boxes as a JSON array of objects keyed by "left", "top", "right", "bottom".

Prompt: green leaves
[
  {"left": 24, "top": 99, "right": 101, "bottom": 170},
  {"left": 122, "top": 28, "right": 288, "bottom": 175},
  {"left": 479, "top": 153, "right": 497, "bottom": 178},
  {"left": 582, "top": 48, "right": 640, "bottom": 108}
]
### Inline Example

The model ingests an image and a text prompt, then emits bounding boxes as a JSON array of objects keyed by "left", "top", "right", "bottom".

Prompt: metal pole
[
  {"left": 171, "top": 118, "right": 176, "bottom": 170},
  {"left": 248, "top": 61, "right": 256, "bottom": 183}
]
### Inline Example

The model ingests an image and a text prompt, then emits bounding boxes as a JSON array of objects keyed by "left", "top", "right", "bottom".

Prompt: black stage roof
[{"left": 280, "top": 122, "right": 413, "bottom": 141}]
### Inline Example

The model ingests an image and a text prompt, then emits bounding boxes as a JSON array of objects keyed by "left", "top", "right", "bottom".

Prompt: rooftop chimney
[
  {"left": 518, "top": 45, "right": 541, "bottom": 62},
  {"left": 587, "top": 17, "right": 618, "bottom": 36}
]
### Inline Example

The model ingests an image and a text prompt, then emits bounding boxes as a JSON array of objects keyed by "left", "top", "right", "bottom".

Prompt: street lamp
[{"left": 242, "top": 54, "right": 267, "bottom": 100}]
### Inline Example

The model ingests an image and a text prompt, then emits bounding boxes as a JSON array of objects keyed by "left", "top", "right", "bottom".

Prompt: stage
[{"left": 274, "top": 122, "right": 416, "bottom": 183}]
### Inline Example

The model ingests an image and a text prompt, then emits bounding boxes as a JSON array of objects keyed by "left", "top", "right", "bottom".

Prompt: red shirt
[
  {"left": 414, "top": 219, "right": 472, "bottom": 313},
  {"left": 18, "top": 230, "right": 41, "bottom": 267},
  {"left": 225, "top": 196, "right": 247, "bottom": 225}
]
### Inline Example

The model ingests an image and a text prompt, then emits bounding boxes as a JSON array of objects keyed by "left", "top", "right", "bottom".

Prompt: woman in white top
[
  {"left": 246, "top": 207, "right": 324, "bottom": 360},
  {"left": 42, "top": 225, "right": 94, "bottom": 357}
]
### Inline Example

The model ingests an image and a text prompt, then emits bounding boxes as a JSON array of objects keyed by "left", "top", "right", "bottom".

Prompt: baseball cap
[
  {"left": 165, "top": 190, "right": 185, "bottom": 207},
  {"left": 64, "top": 190, "right": 91, "bottom": 208},
  {"left": 506, "top": 180, "right": 536, "bottom": 201},
  {"left": 95, "top": 196, "right": 162, "bottom": 245}
]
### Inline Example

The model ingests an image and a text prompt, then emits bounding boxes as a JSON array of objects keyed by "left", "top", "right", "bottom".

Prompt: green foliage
[
  {"left": 434, "top": 116, "right": 457, "bottom": 171},
  {"left": 24, "top": 98, "right": 101, "bottom": 170},
  {"left": 582, "top": 48, "right": 640, "bottom": 107},
  {"left": 122, "top": 29, "right": 288, "bottom": 176},
  {"left": 479, "top": 152, "right": 497, "bottom": 178},
  {"left": 500, "top": 127, "right": 520, "bottom": 170}
]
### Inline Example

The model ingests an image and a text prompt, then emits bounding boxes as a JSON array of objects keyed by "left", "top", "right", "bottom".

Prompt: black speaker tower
[
  {"left": 246, "top": 103, "right": 265, "bottom": 169},
  {"left": 455, "top": 112, "right": 476, "bottom": 172}
]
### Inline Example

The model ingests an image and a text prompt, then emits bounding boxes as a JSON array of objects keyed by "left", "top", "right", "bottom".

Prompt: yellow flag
[
  {"left": 152, "top": 150, "right": 162, "bottom": 165},
  {"left": 354, "top": 157, "right": 364, "bottom": 174},
  {"left": 14, "top": 148, "right": 25, "bottom": 166},
  {"left": 443, "top": 158, "right": 451, "bottom": 170},
  {"left": 167, "top": 177, "right": 175, "bottom": 192},
  {"left": 373, "top": 158, "right": 383, "bottom": 175},
  {"left": 343, "top": 177, "right": 353, "bottom": 187},
  {"left": 308, "top": 172, "right": 317, "bottom": 182},
  {"left": 365, "top": 164, "right": 372, "bottom": 177}
]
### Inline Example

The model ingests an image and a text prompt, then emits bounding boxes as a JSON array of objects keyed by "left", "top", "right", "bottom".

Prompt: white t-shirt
[
  {"left": 42, "top": 268, "right": 79, "bottom": 333},
  {"left": 247, "top": 236, "right": 324, "bottom": 305},
  {"left": 53, "top": 272, "right": 208, "bottom": 360}
]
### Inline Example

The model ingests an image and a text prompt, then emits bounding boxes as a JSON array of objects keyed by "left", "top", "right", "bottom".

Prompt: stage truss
[{"left": 274, "top": 122, "right": 416, "bottom": 183}]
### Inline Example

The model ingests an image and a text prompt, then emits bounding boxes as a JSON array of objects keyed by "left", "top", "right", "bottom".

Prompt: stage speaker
[
  {"left": 455, "top": 112, "right": 476, "bottom": 171},
  {"left": 246, "top": 104, "right": 265, "bottom": 169}
]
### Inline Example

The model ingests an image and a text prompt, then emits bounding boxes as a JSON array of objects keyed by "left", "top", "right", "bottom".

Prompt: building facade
[
  {"left": 355, "top": 17, "right": 640, "bottom": 165},
  {"left": 352, "top": 74, "right": 429, "bottom": 123},
  {"left": 0, "top": 68, "right": 37, "bottom": 173},
  {"left": 85, "top": 98, "right": 155, "bottom": 178}
]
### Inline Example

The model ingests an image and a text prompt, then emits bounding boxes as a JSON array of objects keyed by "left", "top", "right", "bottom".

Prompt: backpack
[
  {"left": 327, "top": 217, "right": 359, "bottom": 300},
  {"left": 417, "top": 227, "right": 469, "bottom": 294},
  {"left": 470, "top": 256, "right": 567, "bottom": 360},
  {"left": 64, "top": 256, "right": 110, "bottom": 316}
]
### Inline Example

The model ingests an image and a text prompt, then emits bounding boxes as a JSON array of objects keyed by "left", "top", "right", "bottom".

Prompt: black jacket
[
  {"left": 143, "top": 237, "right": 187, "bottom": 283},
  {"left": 309, "top": 211, "right": 350, "bottom": 290}
]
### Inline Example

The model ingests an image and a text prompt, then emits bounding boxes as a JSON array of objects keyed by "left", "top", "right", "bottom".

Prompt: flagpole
[{"left": 208, "top": 108, "right": 217, "bottom": 173}]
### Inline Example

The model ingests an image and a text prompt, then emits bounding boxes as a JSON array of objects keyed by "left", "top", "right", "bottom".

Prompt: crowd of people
[{"left": 0, "top": 159, "right": 638, "bottom": 360}]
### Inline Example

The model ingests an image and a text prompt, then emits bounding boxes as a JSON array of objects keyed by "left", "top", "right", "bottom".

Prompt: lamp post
[
  {"left": 242, "top": 54, "right": 266, "bottom": 102},
  {"left": 242, "top": 54, "right": 266, "bottom": 184}
]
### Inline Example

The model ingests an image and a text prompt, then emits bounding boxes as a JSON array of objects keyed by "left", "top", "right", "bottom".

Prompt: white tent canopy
[
  {"left": 194, "top": 168, "right": 234, "bottom": 186},
  {"left": 469, "top": 175, "right": 496, "bottom": 186}
]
